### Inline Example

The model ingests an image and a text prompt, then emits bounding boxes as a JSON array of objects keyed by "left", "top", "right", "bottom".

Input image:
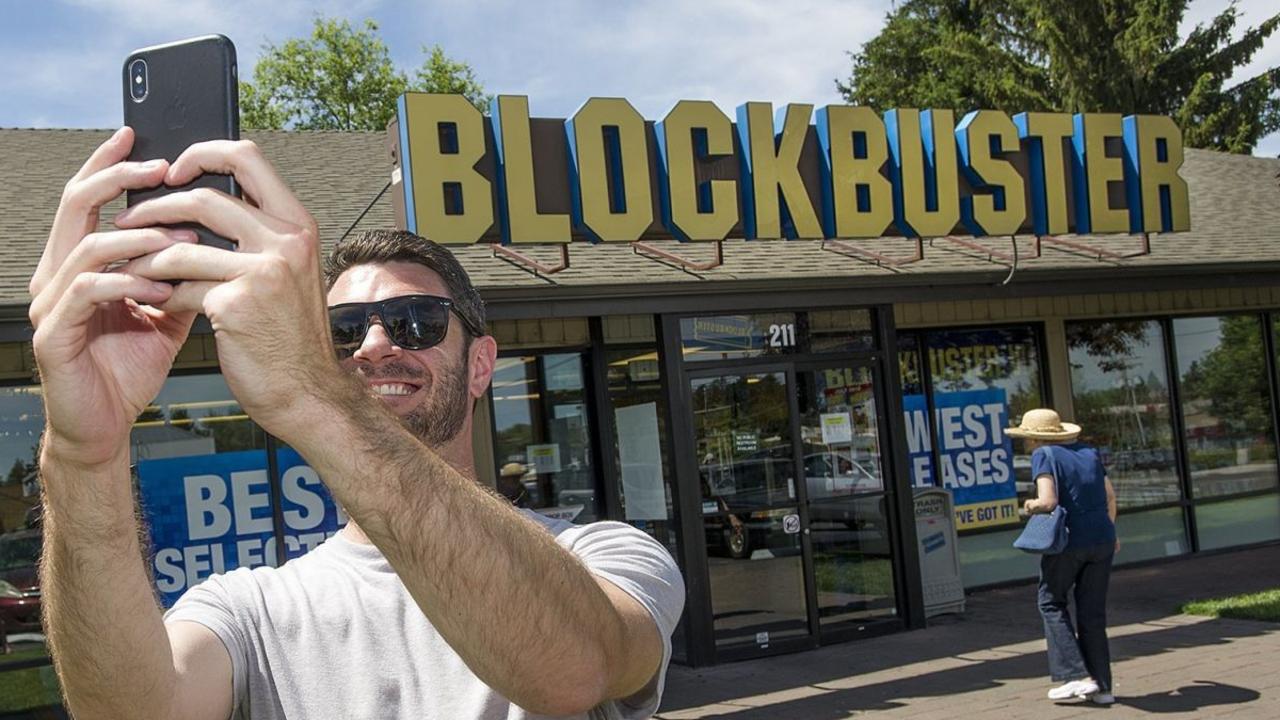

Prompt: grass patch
[
  {"left": 814, "top": 556, "right": 894, "bottom": 597},
  {"left": 1182, "top": 588, "right": 1280, "bottom": 622},
  {"left": 0, "top": 646, "right": 61, "bottom": 713}
]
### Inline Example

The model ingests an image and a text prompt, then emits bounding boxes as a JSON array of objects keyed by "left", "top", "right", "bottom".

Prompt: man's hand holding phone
[
  {"left": 111, "top": 138, "right": 336, "bottom": 442},
  {"left": 29, "top": 126, "right": 199, "bottom": 471}
]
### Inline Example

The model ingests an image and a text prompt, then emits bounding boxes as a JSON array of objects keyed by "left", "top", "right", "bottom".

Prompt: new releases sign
[
  {"left": 902, "top": 389, "right": 1020, "bottom": 531},
  {"left": 391, "top": 94, "right": 1190, "bottom": 246},
  {"left": 137, "top": 449, "right": 346, "bottom": 607}
]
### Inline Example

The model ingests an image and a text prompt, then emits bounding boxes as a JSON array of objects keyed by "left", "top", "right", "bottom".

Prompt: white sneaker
[
  {"left": 1091, "top": 692, "right": 1116, "bottom": 705},
  {"left": 1048, "top": 679, "right": 1100, "bottom": 700}
]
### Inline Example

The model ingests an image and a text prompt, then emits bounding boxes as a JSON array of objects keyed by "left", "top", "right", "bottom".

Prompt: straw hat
[
  {"left": 1005, "top": 408, "right": 1081, "bottom": 441},
  {"left": 500, "top": 462, "right": 526, "bottom": 477}
]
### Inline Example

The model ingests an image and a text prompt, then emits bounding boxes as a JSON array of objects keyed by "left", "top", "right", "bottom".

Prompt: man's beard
[{"left": 360, "top": 355, "right": 471, "bottom": 448}]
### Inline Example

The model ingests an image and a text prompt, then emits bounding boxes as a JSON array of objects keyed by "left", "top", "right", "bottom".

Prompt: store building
[{"left": 2, "top": 102, "right": 1279, "bottom": 708}]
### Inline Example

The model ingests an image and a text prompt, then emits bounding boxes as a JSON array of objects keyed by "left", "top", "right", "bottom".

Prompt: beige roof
[{"left": 1, "top": 128, "right": 1278, "bottom": 309}]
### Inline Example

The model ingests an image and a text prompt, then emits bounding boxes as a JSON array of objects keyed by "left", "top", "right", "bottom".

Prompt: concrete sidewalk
[{"left": 657, "top": 544, "right": 1280, "bottom": 719}]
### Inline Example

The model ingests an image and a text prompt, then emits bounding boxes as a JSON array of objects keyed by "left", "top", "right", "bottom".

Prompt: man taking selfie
[{"left": 28, "top": 127, "right": 685, "bottom": 719}]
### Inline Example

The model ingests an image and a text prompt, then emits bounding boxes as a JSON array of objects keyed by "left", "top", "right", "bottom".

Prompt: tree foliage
[
  {"left": 839, "top": 0, "right": 1280, "bottom": 153},
  {"left": 1180, "top": 316, "right": 1272, "bottom": 438},
  {"left": 241, "top": 17, "right": 490, "bottom": 131}
]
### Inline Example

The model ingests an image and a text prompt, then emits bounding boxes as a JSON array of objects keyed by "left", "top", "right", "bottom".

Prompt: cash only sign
[{"left": 387, "top": 94, "right": 1190, "bottom": 246}]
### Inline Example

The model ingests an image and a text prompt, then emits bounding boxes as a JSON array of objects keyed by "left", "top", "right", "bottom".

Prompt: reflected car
[
  {"left": 803, "top": 451, "right": 882, "bottom": 499},
  {"left": 0, "top": 529, "right": 42, "bottom": 635},
  {"left": 703, "top": 507, "right": 801, "bottom": 560}
]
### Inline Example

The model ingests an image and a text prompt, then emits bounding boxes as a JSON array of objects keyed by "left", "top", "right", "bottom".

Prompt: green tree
[
  {"left": 241, "top": 17, "right": 491, "bottom": 131},
  {"left": 839, "top": 0, "right": 1280, "bottom": 153},
  {"left": 1184, "top": 316, "right": 1272, "bottom": 437}
]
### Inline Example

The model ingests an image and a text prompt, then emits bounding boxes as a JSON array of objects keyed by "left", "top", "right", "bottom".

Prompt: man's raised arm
[{"left": 30, "top": 127, "right": 231, "bottom": 720}]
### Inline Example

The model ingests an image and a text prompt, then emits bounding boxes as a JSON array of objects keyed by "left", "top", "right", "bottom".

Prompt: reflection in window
[
  {"left": 1174, "top": 316, "right": 1278, "bottom": 498},
  {"left": 0, "top": 386, "right": 43, "bottom": 535},
  {"left": 797, "top": 366, "right": 884, "bottom": 499},
  {"left": 133, "top": 374, "right": 267, "bottom": 459},
  {"left": 490, "top": 354, "right": 599, "bottom": 523},
  {"left": 1067, "top": 320, "right": 1181, "bottom": 508},
  {"left": 807, "top": 309, "right": 876, "bottom": 354},
  {"left": 692, "top": 373, "right": 794, "bottom": 511},
  {"left": 681, "top": 313, "right": 797, "bottom": 362},
  {"left": 0, "top": 385, "right": 45, "bottom": 694}
]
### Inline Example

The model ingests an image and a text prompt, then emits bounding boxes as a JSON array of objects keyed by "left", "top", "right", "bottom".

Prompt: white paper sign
[
  {"left": 820, "top": 412, "right": 853, "bottom": 445},
  {"left": 616, "top": 402, "right": 668, "bottom": 521},
  {"left": 553, "top": 403, "right": 584, "bottom": 420},
  {"left": 526, "top": 444, "right": 562, "bottom": 474}
]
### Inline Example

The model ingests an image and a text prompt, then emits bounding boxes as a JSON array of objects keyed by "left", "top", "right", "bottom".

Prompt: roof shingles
[{"left": 1, "top": 128, "right": 1277, "bottom": 306}]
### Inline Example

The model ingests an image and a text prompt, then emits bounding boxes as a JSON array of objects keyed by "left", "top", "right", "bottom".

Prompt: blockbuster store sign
[{"left": 391, "top": 94, "right": 1191, "bottom": 245}]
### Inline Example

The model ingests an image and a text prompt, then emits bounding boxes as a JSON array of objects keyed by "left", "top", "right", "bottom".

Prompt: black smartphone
[{"left": 123, "top": 35, "right": 240, "bottom": 250}]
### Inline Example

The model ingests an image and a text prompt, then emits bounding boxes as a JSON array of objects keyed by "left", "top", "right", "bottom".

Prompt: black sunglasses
[{"left": 328, "top": 294, "right": 479, "bottom": 358}]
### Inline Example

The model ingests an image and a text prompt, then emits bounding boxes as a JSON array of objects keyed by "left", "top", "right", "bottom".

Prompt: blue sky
[{"left": 1, "top": 0, "right": 1276, "bottom": 156}]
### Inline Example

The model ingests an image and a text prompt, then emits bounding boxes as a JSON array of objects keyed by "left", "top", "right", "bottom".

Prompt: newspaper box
[{"left": 915, "top": 488, "right": 965, "bottom": 617}]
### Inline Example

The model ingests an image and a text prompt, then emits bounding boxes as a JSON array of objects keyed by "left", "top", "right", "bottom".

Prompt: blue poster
[
  {"left": 902, "top": 388, "right": 1020, "bottom": 529},
  {"left": 137, "top": 448, "right": 345, "bottom": 607}
]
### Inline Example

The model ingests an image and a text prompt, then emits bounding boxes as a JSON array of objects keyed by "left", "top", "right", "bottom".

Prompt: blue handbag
[{"left": 1013, "top": 446, "right": 1069, "bottom": 554}]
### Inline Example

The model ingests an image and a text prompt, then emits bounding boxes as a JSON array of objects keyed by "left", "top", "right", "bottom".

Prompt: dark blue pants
[{"left": 1038, "top": 543, "right": 1114, "bottom": 692}]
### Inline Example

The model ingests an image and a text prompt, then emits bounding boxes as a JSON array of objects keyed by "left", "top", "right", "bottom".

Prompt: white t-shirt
[{"left": 164, "top": 511, "right": 685, "bottom": 720}]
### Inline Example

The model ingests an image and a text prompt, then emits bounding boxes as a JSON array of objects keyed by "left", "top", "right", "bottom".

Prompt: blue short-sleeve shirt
[{"left": 1031, "top": 442, "right": 1116, "bottom": 549}]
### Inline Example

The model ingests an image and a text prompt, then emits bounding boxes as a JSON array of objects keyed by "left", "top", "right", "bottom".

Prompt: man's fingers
[
  {"left": 112, "top": 188, "right": 294, "bottom": 253},
  {"left": 113, "top": 241, "right": 253, "bottom": 283},
  {"left": 70, "top": 127, "right": 131, "bottom": 183},
  {"left": 166, "top": 140, "right": 312, "bottom": 228},
  {"left": 40, "top": 273, "right": 174, "bottom": 331},
  {"left": 155, "top": 280, "right": 218, "bottom": 316},
  {"left": 32, "top": 147, "right": 170, "bottom": 298},
  {"left": 61, "top": 159, "right": 169, "bottom": 217},
  {"left": 30, "top": 228, "right": 197, "bottom": 326}
]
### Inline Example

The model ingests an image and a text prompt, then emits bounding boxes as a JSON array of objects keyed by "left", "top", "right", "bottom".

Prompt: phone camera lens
[{"left": 129, "top": 59, "right": 148, "bottom": 102}]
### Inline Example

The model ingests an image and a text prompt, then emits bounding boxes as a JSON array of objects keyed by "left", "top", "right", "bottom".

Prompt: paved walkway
[{"left": 657, "top": 544, "right": 1280, "bottom": 719}]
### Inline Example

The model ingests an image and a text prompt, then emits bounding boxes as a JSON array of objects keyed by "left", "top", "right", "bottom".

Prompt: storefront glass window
[
  {"left": 132, "top": 374, "right": 275, "bottom": 609},
  {"left": 605, "top": 347, "right": 675, "bottom": 547},
  {"left": 902, "top": 326, "right": 1043, "bottom": 532},
  {"left": 807, "top": 309, "right": 876, "bottom": 354},
  {"left": 1, "top": 370, "right": 275, "bottom": 714},
  {"left": 0, "top": 383, "right": 46, "bottom": 710},
  {"left": 1067, "top": 320, "right": 1181, "bottom": 508},
  {"left": 681, "top": 313, "right": 798, "bottom": 362},
  {"left": 1173, "top": 315, "right": 1278, "bottom": 499},
  {"left": 490, "top": 353, "right": 599, "bottom": 523},
  {"left": 605, "top": 344, "right": 684, "bottom": 661}
]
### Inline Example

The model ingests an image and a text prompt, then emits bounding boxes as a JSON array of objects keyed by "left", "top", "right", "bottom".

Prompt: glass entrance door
[
  {"left": 795, "top": 364, "right": 898, "bottom": 633},
  {"left": 689, "top": 362, "right": 900, "bottom": 656},
  {"left": 690, "top": 370, "right": 811, "bottom": 652}
]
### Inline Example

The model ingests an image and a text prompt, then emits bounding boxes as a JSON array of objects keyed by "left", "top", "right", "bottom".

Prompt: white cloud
[
  {"left": 398, "top": 0, "right": 890, "bottom": 119},
  {"left": 7, "top": 0, "right": 1276, "bottom": 154}
]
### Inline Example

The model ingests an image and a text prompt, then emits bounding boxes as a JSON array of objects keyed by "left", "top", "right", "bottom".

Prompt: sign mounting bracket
[
  {"left": 820, "top": 237, "right": 924, "bottom": 267},
  {"left": 631, "top": 240, "right": 725, "bottom": 272},
  {"left": 491, "top": 244, "right": 571, "bottom": 276}
]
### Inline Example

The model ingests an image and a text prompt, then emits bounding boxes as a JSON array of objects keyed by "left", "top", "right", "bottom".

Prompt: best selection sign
[
  {"left": 390, "top": 94, "right": 1190, "bottom": 245},
  {"left": 137, "top": 449, "right": 346, "bottom": 607}
]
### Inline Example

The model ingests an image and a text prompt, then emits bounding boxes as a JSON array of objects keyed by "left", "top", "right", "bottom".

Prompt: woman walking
[{"left": 1008, "top": 408, "right": 1119, "bottom": 705}]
